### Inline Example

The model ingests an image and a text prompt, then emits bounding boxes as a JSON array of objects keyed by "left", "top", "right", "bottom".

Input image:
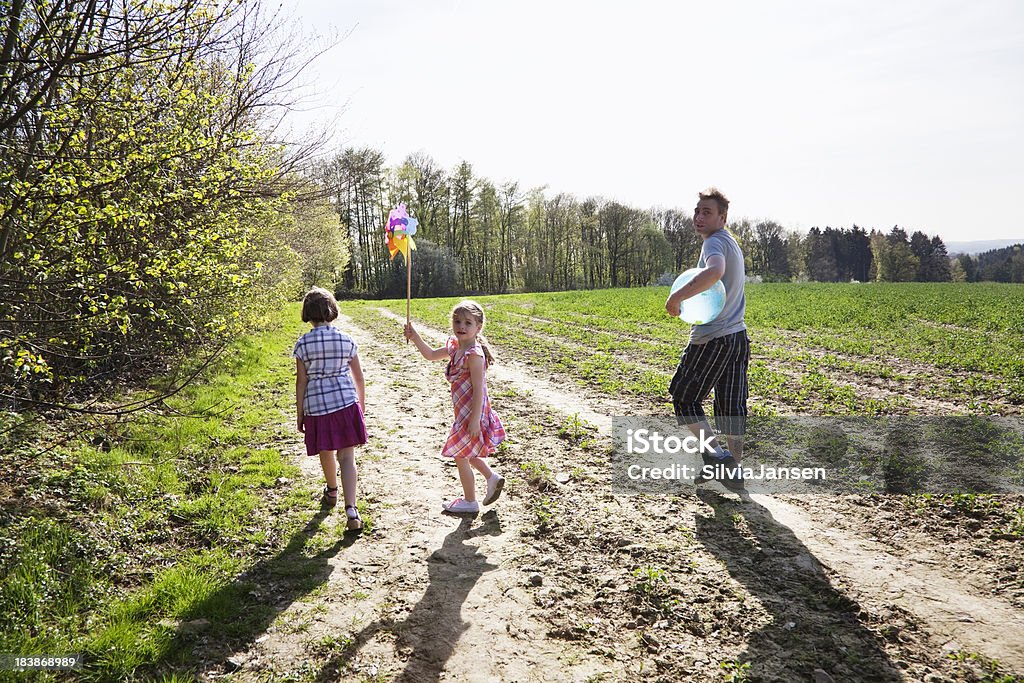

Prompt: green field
[{"left": 347, "top": 282, "right": 1024, "bottom": 416}]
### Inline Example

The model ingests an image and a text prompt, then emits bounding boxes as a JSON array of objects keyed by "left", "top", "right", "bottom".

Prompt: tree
[
  {"left": 656, "top": 208, "right": 699, "bottom": 274},
  {"left": 287, "top": 200, "right": 350, "bottom": 290},
  {"left": 1, "top": 0, "right": 316, "bottom": 408},
  {"left": 601, "top": 202, "right": 642, "bottom": 287},
  {"left": 920, "top": 236, "right": 952, "bottom": 282},
  {"left": 910, "top": 230, "right": 933, "bottom": 281},
  {"left": 383, "top": 238, "right": 460, "bottom": 298},
  {"left": 495, "top": 181, "right": 524, "bottom": 293},
  {"left": 633, "top": 223, "right": 673, "bottom": 286},
  {"left": 751, "top": 220, "right": 790, "bottom": 281},
  {"left": 785, "top": 230, "right": 806, "bottom": 280},
  {"left": 805, "top": 228, "right": 838, "bottom": 281},
  {"left": 957, "top": 254, "right": 977, "bottom": 282},
  {"left": 845, "top": 226, "right": 873, "bottom": 282},
  {"left": 950, "top": 258, "right": 967, "bottom": 283},
  {"left": 322, "top": 147, "right": 387, "bottom": 293},
  {"left": 873, "top": 227, "right": 919, "bottom": 282},
  {"left": 1011, "top": 247, "right": 1024, "bottom": 283}
]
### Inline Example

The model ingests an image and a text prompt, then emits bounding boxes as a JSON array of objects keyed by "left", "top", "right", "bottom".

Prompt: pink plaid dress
[{"left": 441, "top": 336, "right": 506, "bottom": 459}]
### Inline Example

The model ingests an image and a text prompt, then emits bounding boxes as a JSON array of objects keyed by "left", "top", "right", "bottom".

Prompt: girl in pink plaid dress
[{"left": 405, "top": 300, "right": 506, "bottom": 514}]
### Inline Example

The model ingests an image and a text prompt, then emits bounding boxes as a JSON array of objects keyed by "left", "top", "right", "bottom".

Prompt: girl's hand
[
  {"left": 468, "top": 419, "right": 482, "bottom": 439},
  {"left": 404, "top": 322, "right": 417, "bottom": 341},
  {"left": 296, "top": 415, "right": 304, "bottom": 433}
]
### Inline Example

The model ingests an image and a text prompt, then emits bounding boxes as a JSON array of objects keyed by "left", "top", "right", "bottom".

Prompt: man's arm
[{"left": 665, "top": 254, "right": 726, "bottom": 316}]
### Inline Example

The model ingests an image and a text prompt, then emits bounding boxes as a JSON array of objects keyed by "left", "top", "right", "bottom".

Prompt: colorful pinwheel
[
  {"left": 386, "top": 203, "right": 418, "bottom": 262},
  {"left": 386, "top": 203, "right": 418, "bottom": 324}
]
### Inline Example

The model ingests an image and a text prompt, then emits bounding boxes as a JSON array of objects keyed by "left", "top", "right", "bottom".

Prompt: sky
[{"left": 279, "top": 0, "right": 1024, "bottom": 243}]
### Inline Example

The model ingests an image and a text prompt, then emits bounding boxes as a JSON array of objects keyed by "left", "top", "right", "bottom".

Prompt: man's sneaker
[
  {"left": 442, "top": 497, "right": 480, "bottom": 514},
  {"left": 483, "top": 475, "right": 505, "bottom": 505},
  {"left": 696, "top": 448, "right": 726, "bottom": 486},
  {"left": 716, "top": 451, "right": 746, "bottom": 491},
  {"left": 703, "top": 448, "right": 745, "bottom": 491}
]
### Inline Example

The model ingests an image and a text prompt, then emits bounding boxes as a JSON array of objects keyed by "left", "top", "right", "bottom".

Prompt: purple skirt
[{"left": 304, "top": 403, "right": 367, "bottom": 456}]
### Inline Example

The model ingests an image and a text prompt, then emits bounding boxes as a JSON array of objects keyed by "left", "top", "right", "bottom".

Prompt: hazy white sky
[{"left": 282, "top": 0, "right": 1024, "bottom": 243}]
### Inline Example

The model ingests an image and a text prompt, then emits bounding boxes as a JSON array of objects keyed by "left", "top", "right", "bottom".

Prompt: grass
[
  {"left": 343, "top": 285, "right": 1024, "bottom": 494},
  {"left": 346, "top": 282, "right": 1024, "bottom": 415},
  {"left": 0, "top": 303, "right": 356, "bottom": 681}
]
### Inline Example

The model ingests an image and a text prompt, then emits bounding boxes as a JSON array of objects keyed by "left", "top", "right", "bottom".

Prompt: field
[
  {"left": 321, "top": 281, "right": 1024, "bottom": 681},
  {"left": 3, "top": 282, "right": 1023, "bottom": 682},
  {"left": 365, "top": 282, "right": 1024, "bottom": 416}
]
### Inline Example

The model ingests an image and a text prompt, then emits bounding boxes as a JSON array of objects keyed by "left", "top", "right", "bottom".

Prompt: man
[{"left": 664, "top": 187, "right": 750, "bottom": 490}]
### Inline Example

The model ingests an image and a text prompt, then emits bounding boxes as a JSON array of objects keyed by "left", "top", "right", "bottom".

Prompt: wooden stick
[{"left": 405, "top": 243, "right": 412, "bottom": 342}]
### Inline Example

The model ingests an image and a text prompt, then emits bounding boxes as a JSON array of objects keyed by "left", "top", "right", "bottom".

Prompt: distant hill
[{"left": 945, "top": 238, "right": 1024, "bottom": 255}]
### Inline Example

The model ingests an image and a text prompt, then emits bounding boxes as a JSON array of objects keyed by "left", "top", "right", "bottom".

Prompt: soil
[{"left": 219, "top": 308, "right": 1024, "bottom": 682}]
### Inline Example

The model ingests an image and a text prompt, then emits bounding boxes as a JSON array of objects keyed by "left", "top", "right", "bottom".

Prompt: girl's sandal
[
  {"left": 322, "top": 486, "right": 339, "bottom": 505},
  {"left": 345, "top": 505, "right": 363, "bottom": 532}
]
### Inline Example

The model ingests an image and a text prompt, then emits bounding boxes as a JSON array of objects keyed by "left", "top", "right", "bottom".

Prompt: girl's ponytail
[{"left": 477, "top": 332, "right": 495, "bottom": 366}]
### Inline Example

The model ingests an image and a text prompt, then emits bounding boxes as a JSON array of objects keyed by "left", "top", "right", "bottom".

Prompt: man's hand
[
  {"left": 665, "top": 296, "right": 681, "bottom": 317},
  {"left": 297, "top": 415, "right": 304, "bottom": 433}
]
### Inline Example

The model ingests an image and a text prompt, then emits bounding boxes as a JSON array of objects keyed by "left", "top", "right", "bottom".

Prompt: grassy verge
[{"left": 0, "top": 303, "right": 358, "bottom": 681}]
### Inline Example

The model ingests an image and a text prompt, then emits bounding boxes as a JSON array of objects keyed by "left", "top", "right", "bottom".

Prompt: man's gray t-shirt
[{"left": 689, "top": 229, "right": 746, "bottom": 344}]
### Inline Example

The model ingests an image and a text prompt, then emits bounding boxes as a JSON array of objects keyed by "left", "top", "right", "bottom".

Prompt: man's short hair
[{"left": 699, "top": 187, "right": 730, "bottom": 216}]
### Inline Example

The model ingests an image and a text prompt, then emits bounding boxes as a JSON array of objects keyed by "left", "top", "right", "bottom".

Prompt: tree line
[
  {"left": 955, "top": 244, "right": 1024, "bottom": 283},
  {"left": 318, "top": 149, "right": 685, "bottom": 298},
  {"left": 1, "top": 0, "right": 346, "bottom": 410},
  {"left": 319, "top": 147, "right": 1020, "bottom": 297}
]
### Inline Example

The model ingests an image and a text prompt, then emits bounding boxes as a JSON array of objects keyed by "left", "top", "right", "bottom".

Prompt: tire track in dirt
[
  {"left": 381, "top": 308, "right": 1024, "bottom": 675},
  {"left": 229, "top": 308, "right": 1023, "bottom": 681},
  {"left": 744, "top": 494, "right": 1024, "bottom": 671}
]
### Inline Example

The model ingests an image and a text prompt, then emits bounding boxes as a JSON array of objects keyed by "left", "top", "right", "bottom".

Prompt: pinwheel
[{"left": 386, "top": 203, "right": 418, "bottom": 323}]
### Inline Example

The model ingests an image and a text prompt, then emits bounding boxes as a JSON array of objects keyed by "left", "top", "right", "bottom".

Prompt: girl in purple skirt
[{"left": 294, "top": 287, "right": 367, "bottom": 530}]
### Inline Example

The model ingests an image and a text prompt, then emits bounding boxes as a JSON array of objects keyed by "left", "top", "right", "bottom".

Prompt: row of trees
[
  {"left": 319, "top": 149, "right": 692, "bottom": 297},
  {"left": 957, "top": 245, "right": 1024, "bottom": 283},
  {"left": 753, "top": 225, "right": 954, "bottom": 283},
  {"left": 319, "top": 148, "right": 1004, "bottom": 295},
  {"left": 1, "top": 1, "right": 344, "bottom": 407}
]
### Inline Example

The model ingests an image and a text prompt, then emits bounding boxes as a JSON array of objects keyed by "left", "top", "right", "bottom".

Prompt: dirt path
[
  {"left": 226, "top": 308, "right": 1024, "bottom": 682},
  {"left": 747, "top": 494, "right": 1024, "bottom": 669},
  {"left": 224, "top": 312, "right": 614, "bottom": 681}
]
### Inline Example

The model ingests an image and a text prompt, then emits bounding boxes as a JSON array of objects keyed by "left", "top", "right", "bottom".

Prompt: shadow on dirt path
[
  {"left": 158, "top": 506, "right": 358, "bottom": 676},
  {"left": 696, "top": 489, "right": 901, "bottom": 681},
  {"left": 313, "top": 512, "right": 502, "bottom": 682}
]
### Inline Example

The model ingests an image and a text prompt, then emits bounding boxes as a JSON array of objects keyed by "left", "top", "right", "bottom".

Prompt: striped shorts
[{"left": 669, "top": 331, "right": 751, "bottom": 435}]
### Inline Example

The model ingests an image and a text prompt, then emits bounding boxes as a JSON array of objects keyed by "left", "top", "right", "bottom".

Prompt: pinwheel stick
[{"left": 406, "top": 247, "right": 411, "bottom": 324}]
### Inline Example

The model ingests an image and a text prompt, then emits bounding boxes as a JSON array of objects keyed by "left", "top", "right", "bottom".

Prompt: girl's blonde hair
[{"left": 452, "top": 300, "right": 495, "bottom": 365}]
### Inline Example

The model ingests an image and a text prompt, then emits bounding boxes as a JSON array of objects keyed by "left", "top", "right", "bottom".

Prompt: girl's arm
[
  {"left": 404, "top": 322, "right": 447, "bottom": 361},
  {"left": 295, "top": 358, "right": 308, "bottom": 432},
  {"left": 350, "top": 353, "right": 366, "bottom": 412},
  {"left": 466, "top": 354, "right": 486, "bottom": 438}
]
